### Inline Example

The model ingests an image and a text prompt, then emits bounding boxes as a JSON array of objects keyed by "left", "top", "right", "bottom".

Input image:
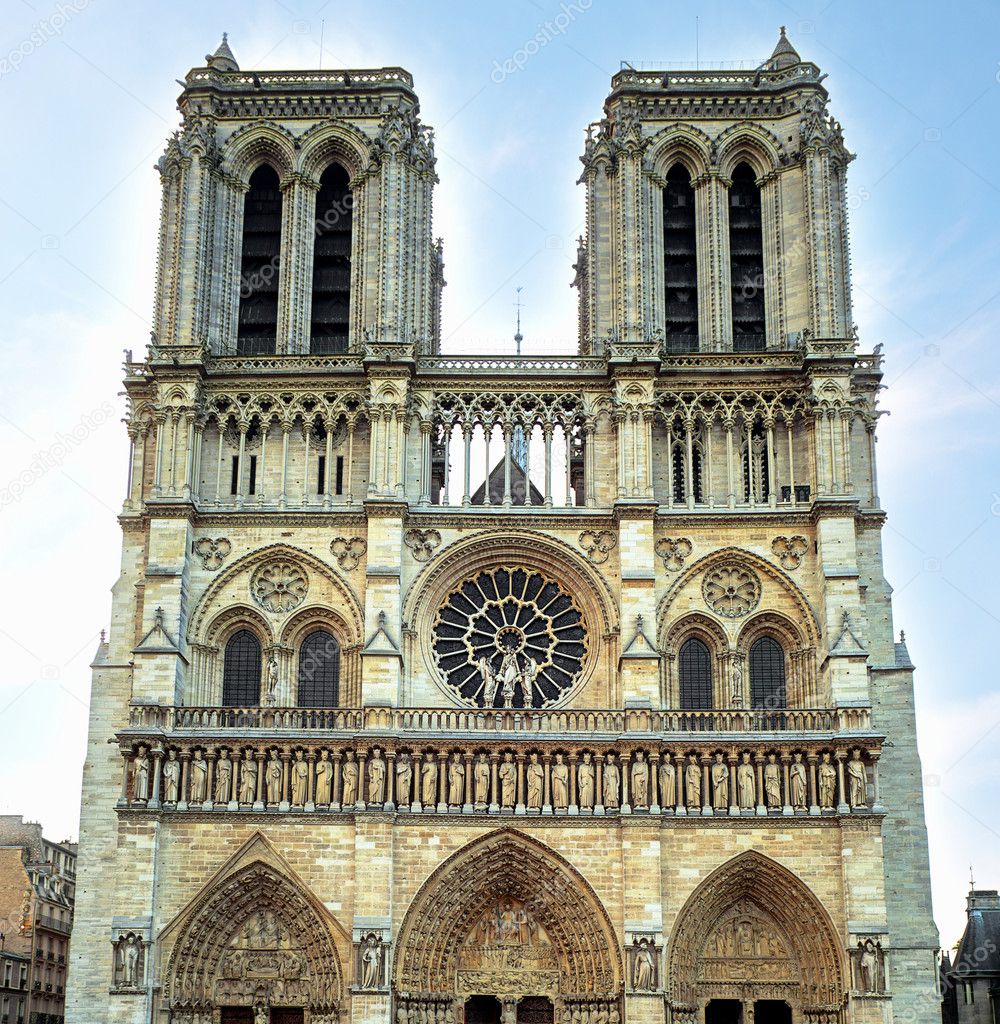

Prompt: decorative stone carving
[
  {"left": 403, "top": 527, "right": 442, "bottom": 562},
  {"left": 818, "top": 751, "right": 837, "bottom": 809},
  {"left": 421, "top": 755, "right": 437, "bottom": 805},
  {"left": 474, "top": 754, "right": 490, "bottom": 809},
  {"left": 658, "top": 756, "right": 675, "bottom": 809},
  {"left": 431, "top": 566, "right": 588, "bottom": 708},
  {"left": 710, "top": 753, "right": 728, "bottom": 810},
  {"left": 603, "top": 754, "right": 620, "bottom": 809},
  {"left": 655, "top": 536, "right": 693, "bottom": 572},
  {"left": 771, "top": 535, "right": 809, "bottom": 570},
  {"left": 265, "top": 749, "right": 282, "bottom": 804},
  {"left": 315, "top": 750, "right": 333, "bottom": 805},
  {"left": 190, "top": 748, "right": 208, "bottom": 804},
  {"left": 499, "top": 752, "right": 516, "bottom": 808},
  {"left": 215, "top": 748, "right": 232, "bottom": 804},
  {"left": 629, "top": 936, "right": 658, "bottom": 991},
  {"left": 369, "top": 748, "right": 387, "bottom": 805},
  {"left": 132, "top": 745, "right": 150, "bottom": 802},
  {"left": 447, "top": 751, "right": 465, "bottom": 806},
  {"left": 853, "top": 937, "right": 886, "bottom": 994},
  {"left": 790, "top": 752, "right": 808, "bottom": 809},
  {"left": 396, "top": 753, "right": 413, "bottom": 807},
  {"left": 357, "top": 931, "right": 387, "bottom": 990},
  {"left": 251, "top": 559, "right": 308, "bottom": 613},
  {"left": 342, "top": 751, "right": 359, "bottom": 806},
  {"left": 685, "top": 754, "right": 701, "bottom": 807},
  {"left": 112, "top": 931, "right": 146, "bottom": 990},
  {"left": 737, "top": 752, "right": 755, "bottom": 809},
  {"left": 264, "top": 655, "right": 279, "bottom": 706},
  {"left": 526, "top": 753, "right": 544, "bottom": 810},
  {"left": 239, "top": 749, "right": 258, "bottom": 804},
  {"left": 702, "top": 563, "right": 761, "bottom": 618},
  {"left": 847, "top": 748, "right": 868, "bottom": 808},
  {"left": 764, "top": 753, "right": 782, "bottom": 808},
  {"left": 551, "top": 753, "right": 569, "bottom": 810},
  {"left": 631, "top": 752, "right": 648, "bottom": 809},
  {"left": 291, "top": 750, "right": 309, "bottom": 806},
  {"left": 195, "top": 537, "right": 232, "bottom": 570},
  {"left": 330, "top": 536, "right": 367, "bottom": 571},
  {"left": 578, "top": 752, "right": 595, "bottom": 810},
  {"left": 578, "top": 529, "right": 617, "bottom": 564},
  {"left": 163, "top": 749, "right": 180, "bottom": 803}
]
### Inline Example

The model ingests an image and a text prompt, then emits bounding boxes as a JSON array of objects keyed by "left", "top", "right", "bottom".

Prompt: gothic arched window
[
  {"left": 297, "top": 629, "right": 341, "bottom": 707},
  {"left": 728, "top": 162, "right": 766, "bottom": 352},
  {"left": 749, "top": 636, "right": 787, "bottom": 710},
  {"left": 237, "top": 164, "right": 282, "bottom": 355},
  {"left": 663, "top": 163, "right": 698, "bottom": 352},
  {"left": 310, "top": 162, "right": 353, "bottom": 354},
  {"left": 678, "top": 637, "right": 713, "bottom": 709},
  {"left": 222, "top": 629, "right": 262, "bottom": 707}
]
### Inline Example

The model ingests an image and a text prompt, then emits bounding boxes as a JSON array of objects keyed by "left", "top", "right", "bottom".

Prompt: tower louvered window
[
  {"left": 297, "top": 629, "right": 341, "bottom": 707},
  {"left": 311, "top": 163, "right": 353, "bottom": 354},
  {"left": 728, "top": 162, "right": 766, "bottom": 351},
  {"left": 663, "top": 164, "right": 698, "bottom": 352},
  {"left": 749, "top": 636, "right": 786, "bottom": 710},
  {"left": 237, "top": 165, "right": 282, "bottom": 355},
  {"left": 222, "top": 630, "right": 262, "bottom": 707},
  {"left": 678, "top": 637, "right": 713, "bottom": 709}
]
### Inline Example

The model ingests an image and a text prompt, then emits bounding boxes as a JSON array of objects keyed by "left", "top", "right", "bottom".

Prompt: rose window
[
  {"left": 432, "top": 567, "right": 588, "bottom": 708},
  {"left": 250, "top": 559, "right": 308, "bottom": 613},
  {"left": 702, "top": 563, "right": 762, "bottom": 618}
]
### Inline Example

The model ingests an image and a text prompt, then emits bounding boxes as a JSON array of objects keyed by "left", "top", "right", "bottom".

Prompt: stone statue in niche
[
  {"left": 291, "top": 749, "right": 308, "bottom": 806},
  {"left": 659, "top": 755, "right": 675, "bottom": 808},
  {"left": 730, "top": 655, "right": 744, "bottom": 706},
  {"left": 499, "top": 752, "right": 516, "bottom": 808},
  {"left": 631, "top": 752, "right": 648, "bottom": 808},
  {"left": 113, "top": 932, "right": 144, "bottom": 989},
  {"left": 848, "top": 749, "right": 868, "bottom": 808},
  {"left": 215, "top": 748, "right": 232, "bottom": 804},
  {"left": 265, "top": 749, "right": 282, "bottom": 804},
  {"left": 315, "top": 750, "right": 332, "bottom": 804},
  {"left": 854, "top": 937, "right": 886, "bottom": 994},
  {"left": 342, "top": 751, "right": 359, "bottom": 806},
  {"left": 448, "top": 752, "right": 466, "bottom": 805},
  {"left": 239, "top": 749, "right": 258, "bottom": 803},
  {"left": 603, "top": 754, "right": 620, "bottom": 809},
  {"left": 396, "top": 753, "right": 412, "bottom": 806},
  {"left": 526, "top": 753, "right": 544, "bottom": 810},
  {"left": 790, "top": 752, "right": 808, "bottom": 809},
  {"left": 132, "top": 745, "right": 150, "bottom": 802},
  {"left": 685, "top": 754, "right": 701, "bottom": 807},
  {"left": 359, "top": 932, "right": 385, "bottom": 989},
  {"left": 421, "top": 754, "right": 437, "bottom": 805},
  {"left": 552, "top": 753, "right": 569, "bottom": 809},
  {"left": 711, "top": 753, "right": 728, "bottom": 809},
  {"left": 369, "top": 748, "right": 387, "bottom": 805},
  {"left": 764, "top": 753, "right": 782, "bottom": 808},
  {"left": 737, "top": 752, "right": 755, "bottom": 808},
  {"left": 264, "top": 655, "right": 279, "bottom": 706},
  {"left": 474, "top": 754, "right": 490, "bottom": 808},
  {"left": 188, "top": 748, "right": 207, "bottom": 804},
  {"left": 162, "top": 749, "right": 180, "bottom": 803},
  {"left": 631, "top": 937, "right": 657, "bottom": 991},
  {"left": 573, "top": 753, "right": 592, "bottom": 810},
  {"left": 819, "top": 751, "right": 837, "bottom": 808},
  {"left": 478, "top": 655, "right": 498, "bottom": 707}
]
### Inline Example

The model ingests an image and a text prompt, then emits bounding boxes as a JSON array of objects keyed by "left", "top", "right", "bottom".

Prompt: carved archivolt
[
  {"left": 160, "top": 833, "right": 347, "bottom": 1014},
  {"left": 666, "top": 851, "right": 844, "bottom": 1018},
  {"left": 394, "top": 829, "right": 622, "bottom": 998}
]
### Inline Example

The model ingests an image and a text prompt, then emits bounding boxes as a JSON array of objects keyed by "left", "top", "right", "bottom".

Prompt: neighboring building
[
  {"left": 942, "top": 890, "right": 1000, "bottom": 1024},
  {"left": 0, "top": 817, "right": 76, "bottom": 1024},
  {"left": 67, "top": 29, "right": 939, "bottom": 1024}
]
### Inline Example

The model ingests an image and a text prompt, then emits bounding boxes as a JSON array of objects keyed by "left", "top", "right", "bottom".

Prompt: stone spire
[
  {"left": 767, "top": 26, "right": 800, "bottom": 70},
  {"left": 206, "top": 33, "right": 239, "bottom": 73}
]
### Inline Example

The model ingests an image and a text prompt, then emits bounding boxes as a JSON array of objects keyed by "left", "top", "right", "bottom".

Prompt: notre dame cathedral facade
[{"left": 68, "top": 29, "right": 939, "bottom": 1024}]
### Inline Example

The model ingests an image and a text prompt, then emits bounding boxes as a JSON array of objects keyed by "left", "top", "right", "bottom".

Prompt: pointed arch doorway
[{"left": 394, "top": 830, "right": 622, "bottom": 1024}]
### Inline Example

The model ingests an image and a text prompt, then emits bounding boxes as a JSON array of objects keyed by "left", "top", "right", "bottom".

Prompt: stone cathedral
[{"left": 68, "top": 30, "right": 939, "bottom": 1024}]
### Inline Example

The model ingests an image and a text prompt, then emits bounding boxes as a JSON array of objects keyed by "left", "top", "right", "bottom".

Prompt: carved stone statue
[
  {"left": 632, "top": 938, "right": 656, "bottom": 991},
  {"left": 552, "top": 753, "right": 569, "bottom": 809},
  {"left": 342, "top": 751, "right": 359, "bottom": 806},
  {"left": 421, "top": 755, "right": 438, "bottom": 805},
  {"left": 396, "top": 753, "right": 412, "bottom": 806},
  {"left": 499, "top": 651, "right": 519, "bottom": 709},
  {"left": 190, "top": 748, "right": 208, "bottom": 804},
  {"left": 499, "top": 753, "right": 516, "bottom": 807},
  {"left": 239, "top": 749, "right": 258, "bottom": 803},
  {"left": 114, "top": 932, "right": 143, "bottom": 988},
  {"left": 479, "top": 655, "right": 498, "bottom": 707},
  {"left": 369, "top": 748, "right": 387, "bottom": 805},
  {"left": 265, "top": 749, "right": 282, "bottom": 804},
  {"left": 848, "top": 749, "right": 867, "bottom": 808},
  {"left": 467, "top": 754, "right": 487, "bottom": 809},
  {"left": 578, "top": 752, "right": 595, "bottom": 809},
  {"left": 730, "top": 655, "right": 744, "bottom": 706},
  {"left": 291, "top": 749, "right": 308, "bottom": 806},
  {"left": 526, "top": 753, "right": 544, "bottom": 810},
  {"left": 162, "top": 749, "right": 180, "bottom": 803},
  {"left": 360, "top": 933, "right": 384, "bottom": 989},
  {"left": 315, "top": 750, "right": 332, "bottom": 804},
  {"left": 631, "top": 752, "right": 649, "bottom": 808},
  {"left": 265, "top": 655, "right": 279, "bottom": 706},
  {"left": 711, "top": 752, "right": 728, "bottom": 809},
  {"left": 448, "top": 752, "right": 465, "bottom": 805},
  {"left": 685, "top": 754, "right": 701, "bottom": 807},
  {"left": 659, "top": 756, "right": 675, "bottom": 808},
  {"left": 520, "top": 657, "right": 538, "bottom": 708},
  {"left": 790, "top": 752, "right": 808, "bottom": 809},
  {"left": 737, "top": 752, "right": 755, "bottom": 809},
  {"left": 764, "top": 753, "right": 782, "bottom": 808},
  {"left": 214, "top": 748, "right": 232, "bottom": 804},
  {"left": 819, "top": 751, "right": 837, "bottom": 808},
  {"left": 603, "top": 754, "right": 620, "bottom": 808},
  {"left": 132, "top": 746, "right": 150, "bottom": 802},
  {"left": 857, "top": 937, "right": 884, "bottom": 993}
]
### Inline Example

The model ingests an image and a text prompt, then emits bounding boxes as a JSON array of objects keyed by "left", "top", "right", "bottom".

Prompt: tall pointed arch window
[
  {"left": 237, "top": 165, "right": 282, "bottom": 355},
  {"left": 297, "top": 629, "right": 341, "bottom": 707},
  {"left": 663, "top": 163, "right": 698, "bottom": 353},
  {"left": 678, "top": 637, "right": 713, "bottom": 709},
  {"left": 728, "top": 161, "right": 766, "bottom": 351},
  {"left": 222, "top": 629, "right": 262, "bottom": 707},
  {"left": 749, "top": 636, "right": 787, "bottom": 710},
  {"left": 310, "top": 162, "right": 353, "bottom": 354}
]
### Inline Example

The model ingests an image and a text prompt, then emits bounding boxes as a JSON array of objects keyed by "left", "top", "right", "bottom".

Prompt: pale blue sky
[{"left": 0, "top": 0, "right": 997, "bottom": 950}]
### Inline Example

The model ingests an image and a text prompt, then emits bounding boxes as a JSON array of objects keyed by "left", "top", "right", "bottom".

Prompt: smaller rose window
[
  {"left": 251, "top": 559, "right": 309, "bottom": 613},
  {"left": 702, "top": 563, "right": 761, "bottom": 618}
]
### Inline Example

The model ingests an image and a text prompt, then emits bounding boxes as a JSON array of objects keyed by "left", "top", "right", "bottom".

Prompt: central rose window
[{"left": 432, "top": 566, "right": 588, "bottom": 708}]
